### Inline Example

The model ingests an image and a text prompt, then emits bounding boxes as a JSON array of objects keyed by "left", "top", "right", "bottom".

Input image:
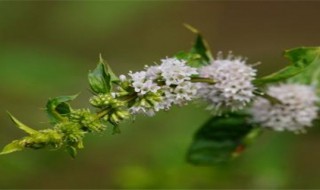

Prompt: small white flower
[
  {"left": 250, "top": 84, "right": 319, "bottom": 133},
  {"left": 159, "top": 58, "right": 198, "bottom": 86},
  {"left": 119, "top": 75, "right": 127, "bottom": 82},
  {"left": 127, "top": 57, "right": 200, "bottom": 116},
  {"left": 198, "top": 52, "right": 256, "bottom": 112},
  {"left": 129, "top": 71, "right": 160, "bottom": 95}
]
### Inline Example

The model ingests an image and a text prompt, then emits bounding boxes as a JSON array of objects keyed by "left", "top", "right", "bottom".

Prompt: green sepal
[
  {"left": 254, "top": 47, "right": 320, "bottom": 85},
  {"left": 7, "top": 112, "right": 38, "bottom": 135},
  {"left": 0, "top": 140, "right": 24, "bottom": 155},
  {"left": 187, "top": 113, "right": 258, "bottom": 165},
  {"left": 46, "top": 94, "right": 78, "bottom": 124}
]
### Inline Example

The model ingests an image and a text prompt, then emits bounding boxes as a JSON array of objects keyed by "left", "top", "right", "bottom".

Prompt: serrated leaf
[
  {"left": 88, "top": 55, "right": 115, "bottom": 94},
  {"left": 187, "top": 113, "right": 259, "bottom": 165},
  {"left": 0, "top": 140, "right": 24, "bottom": 155},
  {"left": 254, "top": 47, "right": 320, "bottom": 85},
  {"left": 46, "top": 94, "right": 78, "bottom": 124},
  {"left": 7, "top": 112, "right": 38, "bottom": 135}
]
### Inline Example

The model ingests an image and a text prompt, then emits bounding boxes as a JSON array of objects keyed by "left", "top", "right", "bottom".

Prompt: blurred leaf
[
  {"left": 175, "top": 51, "right": 206, "bottom": 68},
  {"left": 287, "top": 47, "right": 320, "bottom": 94},
  {"left": 88, "top": 56, "right": 112, "bottom": 94},
  {"left": 177, "top": 24, "right": 212, "bottom": 67},
  {"left": 7, "top": 112, "right": 38, "bottom": 135},
  {"left": 46, "top": 94, "right": 78, "bottom": 124},
  {"left": 187, "top": 113, "right": 258, "bottom": 165},
  {"left": 254, "top": 47, "right": 320, "bottom": 85},
  {"left": 66, "top": 146, "right": 77, "bottom": 159},
  {"left": 0, "top": 140, "right": 23, "bottom": 155}
]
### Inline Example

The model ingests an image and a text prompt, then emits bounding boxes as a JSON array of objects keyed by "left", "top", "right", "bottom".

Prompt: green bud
[
  {"left": 70, "top": 109, "right": 106, "bottom": 132},
  {"left": 115, "top": 110, "right": 130, "bottom": 120},
  {"left": 110, "top": 113, "right": 121, "bottom": 125},
  {"left": 55, "top": 122, "right": 85, "bottom": 149},
  {"left": 89, "top": 94, "right": 113, "bottom": 108}
]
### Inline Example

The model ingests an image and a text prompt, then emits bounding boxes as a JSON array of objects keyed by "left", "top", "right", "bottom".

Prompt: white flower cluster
[
  {"left": 127, "top": 58, "right": 199, "bottom": 116},
  {"left": 250, "top": 84, "right": 319, "bottom": 133},
  {"left": 197, "top": 52, "right": 257, "bottom": 112}
]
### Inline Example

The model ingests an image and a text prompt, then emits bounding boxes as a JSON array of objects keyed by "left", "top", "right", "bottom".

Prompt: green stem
[
  {"left": 253, "top": 90, "right": 282, "bottom": 105},
  {"left": 96, "top": 109, "right": 110, "bottom": 119}
]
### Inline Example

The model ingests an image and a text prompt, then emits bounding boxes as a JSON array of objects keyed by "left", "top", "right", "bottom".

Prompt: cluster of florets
[
  {"left": 125, "top": 57, "right": 199, "bottom": 116},
  {"left": 250, "top": 84, "right": 319, "bottom": 133},
  {"left": 97, "top": 54, "right": 319, "bottom": 134},
  {"left": 197, "top": 52, "right": 257, "bottom": 113}
]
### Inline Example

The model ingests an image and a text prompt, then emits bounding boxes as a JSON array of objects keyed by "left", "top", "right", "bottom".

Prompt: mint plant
[{"left": 1, "top": 25, "right": 319, "bottom": 165}]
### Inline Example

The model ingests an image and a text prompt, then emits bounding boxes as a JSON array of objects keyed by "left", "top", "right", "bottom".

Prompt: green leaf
[
  {"left": 175, "top": 51, "right": 207, "bottom": 68},
  {"left": 180, "top": 24, "right": 213, "bottom": 67},
  {"left": 46, "top": 94, "right": 78, "bottom": 124},
  {"left": 7, "top": 112, "right": 38, "bottom": 135},
  {"left": 88, "top": 55, "right": 117, "bottom": 94},
  {"left": 286, "top": 47, "right": 320, "bottom": 94},
  {"left": 254, "top": 47, "right": 320, "bottom": 85},
  {"left": 187, "top": 113, "right": 259, "bottom": 165},
  {"left": 66, "top": 146, "right": 77, "bottom": 159},
  {"left": 100, "top": 54, "right": 119, "bottom": 83},
  {"left": 0, "top": 140, "right": 24, "bottom": 155}
]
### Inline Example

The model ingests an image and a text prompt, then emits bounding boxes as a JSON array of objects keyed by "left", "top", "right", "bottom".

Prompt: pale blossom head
[
  {"left": 197, "top": 52, "right": 257, "bottom": 113},
  {"left": 250, "top": 84, "right": 319, "bottom": 133}
]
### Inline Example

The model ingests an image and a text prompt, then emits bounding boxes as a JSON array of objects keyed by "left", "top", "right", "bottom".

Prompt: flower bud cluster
[
  {"left": 197, "top": 52, "right": 257, "bottom": 113},
  {"left": 250, "top": 84, "right": 319, "bottom": 133},
  {"left": 90, "top": 93, "right": 131, "bottom": 124},
  {"left": 55, "top": 122, "right": 85, "bottom": 149},
  {"left": 70, "top": 109, "right": 106, "bottom": 132}
]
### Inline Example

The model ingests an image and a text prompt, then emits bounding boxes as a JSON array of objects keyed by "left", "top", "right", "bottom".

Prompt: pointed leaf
[
  {"left": 0, "top": 140, "right": 24, "bottom": 155},
  {"left": 179, "top": 24, "right": 213, "bottom": 67},
  {"left": 254, "top": 47, "right": 320, "bottom": 85},
  {"left": 88, "top": 55, "right": 114, "bottom": 94},
  {"left": 7, "top": 112, "right": 38, "bottom": 135},
  {"left": 99, "top": 54, "right": 119, "bottom": 83},
  {"left": 46, "top": 94, "right": 78, "bottom": 123},
  {"left": 185, "top": 24, "right": 213, "bottom": 62},
  {"left": 187, "top": 113, "right": 259, "bottom": 165}
]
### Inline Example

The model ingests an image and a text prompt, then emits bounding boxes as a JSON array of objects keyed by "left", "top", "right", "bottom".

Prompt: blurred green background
[{"left": 1, "top": 1, "right": 320, "bottom": 189}]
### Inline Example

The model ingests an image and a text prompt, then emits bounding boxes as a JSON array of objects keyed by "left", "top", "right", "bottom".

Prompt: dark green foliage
[{"left": 187, "top": 113, "right": 259, "bottom": 165}]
